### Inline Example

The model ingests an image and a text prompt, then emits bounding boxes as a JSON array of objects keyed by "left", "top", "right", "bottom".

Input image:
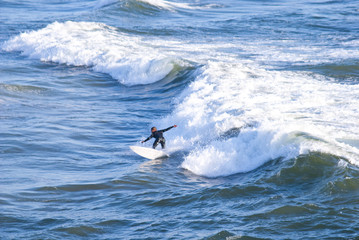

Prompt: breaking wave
[
  {"left": 158, "top": 61, "right": 359, "bottom": 177},
  {"left": 2, "top": 21, "right": 187, "bottom": 85}
]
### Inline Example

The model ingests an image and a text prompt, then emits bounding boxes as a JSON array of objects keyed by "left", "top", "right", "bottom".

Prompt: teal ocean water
[{"left": 1, "top": 0, "right": 359, "bottom": 239}]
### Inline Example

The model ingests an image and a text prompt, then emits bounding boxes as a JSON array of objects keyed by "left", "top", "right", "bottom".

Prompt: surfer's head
[{"left": 151, "top": 127, "right": 157, "bottom": 132}]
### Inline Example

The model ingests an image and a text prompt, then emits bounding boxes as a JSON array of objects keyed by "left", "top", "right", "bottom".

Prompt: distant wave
[
  {"left": 135, "top": 0, "right": 214, "bottom": 11},
  {"left": 2, "top": 21, "right": 187, "bottom": 85},
  {"left": 94, "top": 0, "right": 219, "bottom": 12}
]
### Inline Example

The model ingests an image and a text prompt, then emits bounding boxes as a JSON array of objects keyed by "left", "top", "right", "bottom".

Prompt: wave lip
[{"left": 2, "top": 21, "right": 184, "bottom": 85}]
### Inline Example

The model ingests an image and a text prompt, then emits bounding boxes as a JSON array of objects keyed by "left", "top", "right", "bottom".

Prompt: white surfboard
[{"left": 130, "top": 146, "right": 169, "bottom": 160}]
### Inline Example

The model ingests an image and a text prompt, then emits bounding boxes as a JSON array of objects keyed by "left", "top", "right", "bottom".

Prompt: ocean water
[{"left": 1, "top": 0, "right": 359, "bottom": 239}]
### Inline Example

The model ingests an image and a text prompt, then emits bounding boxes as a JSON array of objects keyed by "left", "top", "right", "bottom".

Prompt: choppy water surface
[{"left": 1, "top": 0, "right": 359, "bottom": 239}]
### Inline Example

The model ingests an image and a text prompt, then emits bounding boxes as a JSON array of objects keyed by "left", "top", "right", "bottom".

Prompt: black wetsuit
[{"left": 143, "top": 126, "right": 175, "bottom": 149}]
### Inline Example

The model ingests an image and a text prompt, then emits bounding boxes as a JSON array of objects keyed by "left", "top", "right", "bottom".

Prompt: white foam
[
  {"left": 242, "top": 39, "right": 359, "bottom": 66},
  {"left": 2, "top": 21, "right": 180, "bottom": 85},
  {"left": 159, "top": 60, "right": 359, "bottom": 177},
  {"left": 181, "top": 128, "right": 301, "bottom": 178}
]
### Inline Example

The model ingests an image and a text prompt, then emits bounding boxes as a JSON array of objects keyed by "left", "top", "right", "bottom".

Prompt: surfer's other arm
[{"left": 141, "top": 135, "right": 153, "bottom": 143}]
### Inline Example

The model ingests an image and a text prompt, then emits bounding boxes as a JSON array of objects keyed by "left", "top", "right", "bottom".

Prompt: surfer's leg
[
  {"left": 153, "top": 140, "right": 159, "bottom": 149},
  {"left": 160, "top": 138, "right": 166, "bottom": 149}
]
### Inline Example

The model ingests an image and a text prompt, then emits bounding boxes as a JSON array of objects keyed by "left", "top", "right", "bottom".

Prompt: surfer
[{"left": 141, "top": 125, "right": 177, "bottom": 149}]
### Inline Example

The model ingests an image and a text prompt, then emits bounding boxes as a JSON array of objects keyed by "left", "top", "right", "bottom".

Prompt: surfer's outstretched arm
[{"left": 160, "top": 125, "right": 177, "bottom": 133}]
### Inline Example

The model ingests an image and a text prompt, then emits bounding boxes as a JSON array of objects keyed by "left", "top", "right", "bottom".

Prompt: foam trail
[{"left": 2, "top": 21, "right": 181, "bottom": 85}]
